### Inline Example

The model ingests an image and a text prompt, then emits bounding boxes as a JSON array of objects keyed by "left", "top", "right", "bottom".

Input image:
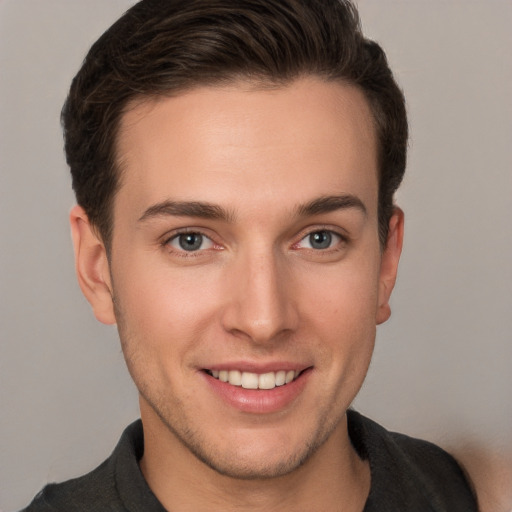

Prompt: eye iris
[
  {"left": 310, "top": 231, "right": 332, "bottom": 249},
  {"left": 178, "top": 233, "right": 203, "bottom": 251}
]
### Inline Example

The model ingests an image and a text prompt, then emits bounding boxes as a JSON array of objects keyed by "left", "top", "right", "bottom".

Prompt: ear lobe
[
  {"left": 70, "top": 205, "right": 116, "bottom": 325},
  {"left": 376, "top": 207, "right": 404, "bottom": 325}
]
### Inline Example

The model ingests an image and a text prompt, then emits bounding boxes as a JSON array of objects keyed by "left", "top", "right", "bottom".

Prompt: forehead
[{"left": 114, "top": 78, "right": 378, "bottom": 221}]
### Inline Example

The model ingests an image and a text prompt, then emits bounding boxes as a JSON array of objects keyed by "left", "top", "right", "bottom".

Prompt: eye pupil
[
  {"left": 309, "top": 231, "right": 332, "bottom": 249},
  {"left": 179, "top": 233, "right": 203, "bottom": 251}
]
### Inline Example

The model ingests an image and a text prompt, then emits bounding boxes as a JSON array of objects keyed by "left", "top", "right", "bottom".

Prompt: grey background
[{"left": 1, "top": 1, "right": 511, "bottom": 510}]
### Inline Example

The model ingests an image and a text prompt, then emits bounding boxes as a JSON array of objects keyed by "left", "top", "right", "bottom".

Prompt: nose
[{"left": 220, "top": 248, "right": 299, "bottom": 345}]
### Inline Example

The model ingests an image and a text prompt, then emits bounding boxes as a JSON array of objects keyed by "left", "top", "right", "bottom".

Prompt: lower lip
[{"left": 202, "top": 369, "right": 312, "bottom": 414}]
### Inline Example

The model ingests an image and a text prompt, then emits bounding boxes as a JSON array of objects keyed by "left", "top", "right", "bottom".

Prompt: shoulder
[
  {"left": 348, "top": 410, "right": 478, "bottom": 511},
  {"left": 21, "top": 458, "right": 122, "bottom": 512},
  {"left": 21, "top": 421, "right": 145, "bottom": 512}
]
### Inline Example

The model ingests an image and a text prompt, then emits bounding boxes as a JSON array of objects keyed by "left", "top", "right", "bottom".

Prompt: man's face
[{"left": 94, "top": 78, "right": 400, "bottom": 478}]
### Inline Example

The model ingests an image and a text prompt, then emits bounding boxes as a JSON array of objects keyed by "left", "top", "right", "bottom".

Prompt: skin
[{"left": 71, "top": 77, "right": 404, "bottom": 511}]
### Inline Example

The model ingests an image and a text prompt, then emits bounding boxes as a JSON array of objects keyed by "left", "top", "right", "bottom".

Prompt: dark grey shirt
[{"left": 22, "top": 410, "right": 478, "bottom": 511}]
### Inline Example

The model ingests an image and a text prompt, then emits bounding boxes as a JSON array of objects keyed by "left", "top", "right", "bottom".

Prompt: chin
[
  {"left": 155, "top": 403, "right": 340, "bottom": 481},
  {"left": 182, "top": 435, "right": 319, "bottom": 480}
]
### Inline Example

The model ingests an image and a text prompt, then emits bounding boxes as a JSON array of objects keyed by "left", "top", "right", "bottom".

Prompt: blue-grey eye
[
  {"left": 179, "top": 233, "right": 203, "bottom": 251},
  {"left": 299, "top": 230, "right": 340, "bottom": 250},
  {"left": 169, "top": 232, "right": 213, "bottom": 252},
  {"left": 309, "top": 231, "right": 332, "bottom": 249}
]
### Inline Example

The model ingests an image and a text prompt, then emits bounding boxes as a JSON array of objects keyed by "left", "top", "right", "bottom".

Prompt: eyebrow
[
  {"left": 138, "top": 194, "right": 366, "bottom": 223},
  {"left": 138, "top": 200, "right": 234, "bottom": 223},
  {"left": 296, "top": 194, "right": 367, "bottom": 217}
]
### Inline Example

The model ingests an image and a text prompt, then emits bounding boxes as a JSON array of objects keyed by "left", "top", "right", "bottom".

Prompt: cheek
[
  {"left": 112, "top": 264, "right": 221, "bottom": 400},
  {"left": 112, "top": 258, "right": 223, "bottom": 349},
  {"left": 303, "top": 257, "right": 381, "bottom": 325},
  {"left": 299, "top": 254, "right": 381, "bottom": 374}
]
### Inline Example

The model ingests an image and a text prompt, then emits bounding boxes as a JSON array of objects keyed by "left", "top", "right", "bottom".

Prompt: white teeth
[
  {"left": 285, "top": 370, "right": 295, "bottom": 384},
  {"left": 210, "top": 369, "right": 301, "bottom": 389},
  {"left": 275, "top": 370, "right": 286, "bottom": 386},
  {"left": 241, "top": 372, "right": 259, "bottom": 389},
  {"left": 228, "top": 370, "right": 242, "bottom": 386},
  {"left": 258, "top": 372, "right": 276, "bottom": 390}
]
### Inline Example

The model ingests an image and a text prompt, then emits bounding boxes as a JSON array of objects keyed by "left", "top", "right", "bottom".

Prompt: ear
[
  {"left": 70, "top": 205, "right": 116, "bottom": 325},
  {"left": 376, "top": 207, "right": 404, "bottom": 325}
]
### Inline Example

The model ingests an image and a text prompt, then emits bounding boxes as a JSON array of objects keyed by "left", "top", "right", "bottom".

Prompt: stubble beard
[
  {"left": 118, "top": 349, "right": 344, "bottom": 479},
  {"left": 142, "top": 386, "right": 343, "bottom": 480},
  {"left": 138, "top": 384, "right": 343, "bottom": 481},
  {"left": 113, "top": 298, "right": 349, "bottom": 481}
]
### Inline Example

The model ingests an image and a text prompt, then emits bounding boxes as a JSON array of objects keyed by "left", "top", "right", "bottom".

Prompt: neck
[{"left": 139, "top": 405, "right": 370, "bottom": 512}]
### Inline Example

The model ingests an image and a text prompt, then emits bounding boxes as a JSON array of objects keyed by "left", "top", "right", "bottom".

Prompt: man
[{"left": 23, "top": 0, "right": 478, "bottom": 510}]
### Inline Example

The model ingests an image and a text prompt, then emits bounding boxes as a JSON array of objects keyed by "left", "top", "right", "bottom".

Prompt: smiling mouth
[{"left": 204, "top": 369, "right": 304, "bottom": 390}]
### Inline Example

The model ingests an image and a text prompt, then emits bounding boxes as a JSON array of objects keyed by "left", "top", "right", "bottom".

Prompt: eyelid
[
  {"left": 162, "top": 227, "right": 222, "bottom": 254},
  {"left": 160, "top": 225, "right": 348, "bottom": 254},
  {"left": 297, "top": 230, "right": 342, "bottom": 249},
  {"left": 293, "top": 225, "right": 349, "bottom": 246},
  {"left": 168, "top": 232, "right": 214, "bottom": 251}
]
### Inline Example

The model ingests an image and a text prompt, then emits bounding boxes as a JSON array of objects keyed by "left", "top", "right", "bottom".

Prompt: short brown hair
[{"left": 62, "top": 0, "right": 407, "bottom": 249}]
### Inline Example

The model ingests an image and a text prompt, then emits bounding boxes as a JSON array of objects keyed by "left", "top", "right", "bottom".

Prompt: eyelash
[
  {"left": 293, "top": 226, "right": 348, "bottom": 253},
  {"left": 162, "top": 226, "right": 349, "bottom": 257},
  {"left": 162, "top": 229, "right": 220, "bottom": 257}
]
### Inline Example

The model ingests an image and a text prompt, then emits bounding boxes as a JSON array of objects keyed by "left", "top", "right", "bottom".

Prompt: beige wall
[{"left": 1, "top": 1, "right": 511, "bottom": 510}]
